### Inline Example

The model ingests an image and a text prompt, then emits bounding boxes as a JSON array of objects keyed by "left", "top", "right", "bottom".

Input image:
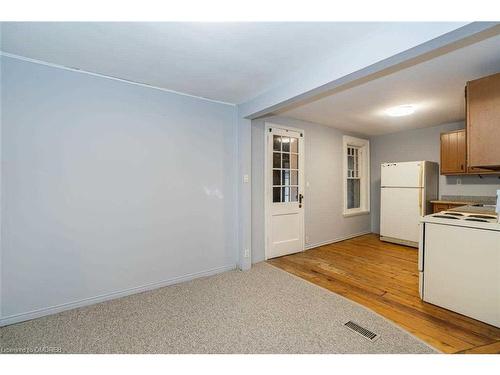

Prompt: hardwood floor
[{"left": 267, "top": 233, "right": 500, "bottom": 354}]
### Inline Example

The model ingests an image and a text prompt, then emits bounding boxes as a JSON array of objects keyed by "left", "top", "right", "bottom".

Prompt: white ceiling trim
[{"left": 0, "top": 51, "right": 236, "bottom": 107}]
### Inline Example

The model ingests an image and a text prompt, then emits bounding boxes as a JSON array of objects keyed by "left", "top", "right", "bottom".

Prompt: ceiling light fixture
[{"left": 385, "top": 104, "right": 416, "bottom": 117}]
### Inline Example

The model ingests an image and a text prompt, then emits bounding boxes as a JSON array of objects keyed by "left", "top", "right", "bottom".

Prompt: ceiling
[
  {"left": 0, "top": 22, "right": 382, "bottom": 104},
  {"left": 1, "top": 22, "right": 460, "bottom": 104},
  {"left": 278, "top": 33, "right": 500, "bottom": 136}
]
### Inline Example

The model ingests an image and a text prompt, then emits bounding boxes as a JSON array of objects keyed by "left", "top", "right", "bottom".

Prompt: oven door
[{"left": 423, "top": 222, "right": 500, "bottom": 328}]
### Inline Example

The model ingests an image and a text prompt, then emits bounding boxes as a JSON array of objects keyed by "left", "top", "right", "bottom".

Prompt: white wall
[
  {"left": 251, "top": 116, "right": 371, "bottom": 263},
  {"left": 0, "top": 56, "right": 238, "bottom": 323},
  {"left": 370, "top": 121, "right": 500, "bottom": 233}
]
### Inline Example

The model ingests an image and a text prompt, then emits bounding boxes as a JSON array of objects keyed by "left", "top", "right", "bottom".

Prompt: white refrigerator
[{"left": 380, "top": 161, "right": 438, "bottom": 247}]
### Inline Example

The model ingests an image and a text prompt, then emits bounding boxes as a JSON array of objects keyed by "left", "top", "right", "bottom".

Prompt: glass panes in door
[
  {"left": 272, "top": 134, "right": 299, "bottom": 203},
  {"left": 347, "top": 146, "right": 361, "bottom": 209}
]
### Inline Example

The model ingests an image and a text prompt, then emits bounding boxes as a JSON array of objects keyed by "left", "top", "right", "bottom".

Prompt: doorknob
[{"left": 299, "top": 194, "right": 304, "bottom": 208}]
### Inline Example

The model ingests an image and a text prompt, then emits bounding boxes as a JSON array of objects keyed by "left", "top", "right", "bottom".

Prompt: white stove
[{"left": 419, "top": 209, "right": 500, "bottom": 328}]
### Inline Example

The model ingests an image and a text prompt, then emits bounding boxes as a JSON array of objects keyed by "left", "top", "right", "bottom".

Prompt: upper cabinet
[
  {"left": 440, "top": 130, "right": 466, "bottom": 175},
  {"left": 467, "top": 72, "right": 500, "bottom": 170},
  {"left": 439, "top": 72, "right": 500, "bottom": 175}
]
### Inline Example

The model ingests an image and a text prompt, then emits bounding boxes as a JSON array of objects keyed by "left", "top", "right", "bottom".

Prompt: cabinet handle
[{"left": 461, "top": 164, "right": 464, "bottom": 170}]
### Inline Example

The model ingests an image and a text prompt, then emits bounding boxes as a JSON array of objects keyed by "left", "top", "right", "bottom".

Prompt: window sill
[{"left": 343, "top": 210, "right": 370, "bottom": 218}]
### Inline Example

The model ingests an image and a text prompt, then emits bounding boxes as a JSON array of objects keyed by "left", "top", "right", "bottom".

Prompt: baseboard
[
  {"left": 0, "top": 264, "right": 236, "bottom": 327},
  {"left": 304, "top": 231, "right": 371, "bottom": 250}
]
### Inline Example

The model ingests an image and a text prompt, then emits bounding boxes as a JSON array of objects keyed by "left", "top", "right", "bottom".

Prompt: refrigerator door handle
[
  {"left": 418, "top": 164, "right": 424, "bottom": 216},
  {"left": 418, "top": 163, "right": 423, "bottom": 187},
  {"left": 419, "top": 188, "right": 423, "bottom": 216}
]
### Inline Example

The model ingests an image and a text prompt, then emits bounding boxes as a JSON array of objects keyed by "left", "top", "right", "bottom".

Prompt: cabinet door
[
  {"left": 440, "top": 130, "right": 466, "bottom": 174},
  {"left": 467, "top": 73, "right": 500, "bottom": 168}
]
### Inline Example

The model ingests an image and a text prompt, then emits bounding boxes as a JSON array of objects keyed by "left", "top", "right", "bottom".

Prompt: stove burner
[
  {"left": 468, "top": 214, "right": 496, "bottom": 219},
  {"left": 433, "top": 215, "right": 460, "bottom": 219}
]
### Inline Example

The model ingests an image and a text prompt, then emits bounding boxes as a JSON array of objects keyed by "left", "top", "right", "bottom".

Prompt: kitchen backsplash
[{"left": 440, "top": 195, "right": 497, "bottom": 205}]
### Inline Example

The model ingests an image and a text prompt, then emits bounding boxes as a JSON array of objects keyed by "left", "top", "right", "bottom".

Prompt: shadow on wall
[{"left": 446, "top": 175, "right": 500, "bottom": 186}]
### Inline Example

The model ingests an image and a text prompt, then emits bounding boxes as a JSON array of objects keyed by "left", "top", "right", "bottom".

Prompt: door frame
[{"left": 264, "top": 122, "right": 306, "bottom": 260}]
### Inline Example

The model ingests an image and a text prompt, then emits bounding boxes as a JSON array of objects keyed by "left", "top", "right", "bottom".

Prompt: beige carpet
[{"left": 0, "top": 263, "right": 435, "bottom": 354}]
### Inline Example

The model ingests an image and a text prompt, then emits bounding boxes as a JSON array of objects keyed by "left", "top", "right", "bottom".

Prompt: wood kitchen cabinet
[
  {"left": 432, "top": 202, "right": 472, "bottom": 213},
  {"left": 440, "top": 130, "right": 466, "bottom": 175},
  {"left": 467, "top": 72, "right": 500, "bottom": 170},
  {"left": 440, "top": 129, "right": 499, "bottom": 175},
  {"left": 433, "top": 203, "right": 451, "bottom": 213},
  {"left": 439, "top": 71, "right": 500, "bottom": 176}
]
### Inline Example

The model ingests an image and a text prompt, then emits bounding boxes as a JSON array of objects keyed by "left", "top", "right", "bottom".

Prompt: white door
[
  {"left": 381, "top": 161, "right": 423, "bottom": 188},
  {"left": 266, "top": 126, "right": 305, "bottom": 259},
  {"left": 380, "top": 187, "right": 423, "bottom": 244}
]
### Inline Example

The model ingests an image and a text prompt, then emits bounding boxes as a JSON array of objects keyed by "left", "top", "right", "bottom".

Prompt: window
[
  {"left": 347, "top": 146, "right": 360, "bottom": 209},
  {"left": 272, "top": 134, "right": 300, "bottom": 203},
  {"left": 343, "top": 136, "right": 370, "bottom": 216}
]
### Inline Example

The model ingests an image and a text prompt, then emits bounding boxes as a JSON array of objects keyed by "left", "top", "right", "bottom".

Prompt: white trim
[
  {"left": 264, "top": 122, "right": 305, "bottom": 261},
  {"left": 342, "top": 135, "right": 370, "bottom": 216},
  {"left": 0, "top": 52, "right": 236, "bottom": 107},
  {"left": 304, "top": 231, "right": 371, "bottom": 250},
  {"left": 0, "top": 264, "right": 235, "bottom": 327}
]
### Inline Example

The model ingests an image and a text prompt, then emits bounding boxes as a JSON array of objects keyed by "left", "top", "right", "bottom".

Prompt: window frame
[
  {"left": 271, "top": 134, "right": 300, "bottom": 203},
  {"left": 342, "top": 136, "right": 370, "bottom": 217}
]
